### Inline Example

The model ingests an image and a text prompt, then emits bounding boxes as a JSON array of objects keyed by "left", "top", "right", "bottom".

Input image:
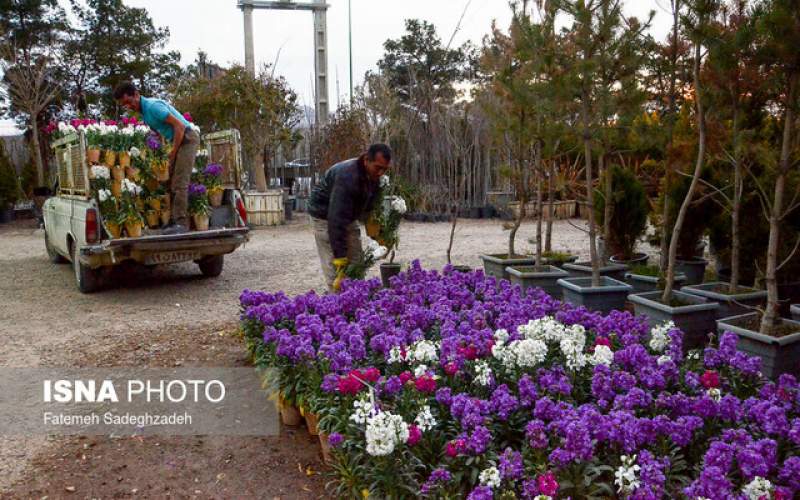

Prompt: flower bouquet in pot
[
  {"left": 84, "top": 122, "right": 102, "bottom": 164},
  {"left": 202, "top": 163, "right": 224, "bottom": 207},
  {"left": 188, "top": 183, "right": 211, "bottom": 231},
  {"left": 95, "top": 187, "right": 121, "bottom": 239},
  {"left": 119, "top": 178, "right": 144, "bottom": 237}
]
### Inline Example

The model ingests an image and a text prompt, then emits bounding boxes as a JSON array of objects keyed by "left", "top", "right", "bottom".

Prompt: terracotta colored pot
[
  {"left": 87, "top": 148, "right": 101, "bottom": 164},
  {"left": 318, "top": 433, "right": 333, "bottom": 464},
  {"left": 160, "top": 208, "right": 171, "bottom": 225},
  {"left": 209, "top": 189, "right": 223, "bottom": 207},
  {"left": 304, "top": 411, "right": 320, "bottom": 436},
  {"left": 111, "top": 180, "right": 123, "bottom": 198},
  {"left": 146, "top": 178, "right": 159, "bottom": 191},
  {"left": 161, "top": 194, "right": 171, "bottom": 210},
  {"left": 124, "top": 221, "right": 143, "bottom": 238},
  {"left": 135, "top": 198, "right": 145, "bottom": 212},
  {"left": 279, "top": 396, "right": 301, "bottom": 426},
  {"left": 145, "top": 210, "right": 160, "bottom": 228},
  {"left": 118, "top": 152, "right": 131, "bottom": 168},
  {"left": 106, "top": 221, "right": 121, "bottom": 239},
  {"left": 125, "top": 166, "right": 140, "bottom": 182},
  {"left": 155, "top": 160, "right": 170, "bottom": 182},
  {"left": 149, "top": 198, "right": 162, "bottom": 211},
  {"left": 111, "top": 165, "right": 125, "bottom": 181},
  {"left": 103, "top": 150, "right": 116, "bottom": 167},
  {"left": 192, "top": 214, "right": 209, "bottom": 231}
]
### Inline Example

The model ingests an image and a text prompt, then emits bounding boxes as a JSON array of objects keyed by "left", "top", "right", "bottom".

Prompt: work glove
[{"left": 332, "top": 257, "right": 349, "bottom": 292}]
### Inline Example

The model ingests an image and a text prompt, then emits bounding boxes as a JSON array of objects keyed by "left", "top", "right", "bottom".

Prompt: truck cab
[{"left": 44, "top": 129, "right": 250, "bottom": 293}]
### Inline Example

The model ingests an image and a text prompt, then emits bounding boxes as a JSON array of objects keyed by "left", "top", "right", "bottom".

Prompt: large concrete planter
[
  {"left": 675, "top": 257, "right": 708, "bottom": 285},
  {"left": 562, "top": 261, "right": 629, "bottom": 282},
  {"left": 557, "top": 277, "right": 632, "bottom": 314},
  {"left": 538, "top": 254, "right": 579, "bottom": 269},
  {"left": 624, "top": 272, "right": 687, "bottom": 294},
  {"left": 792, "top": 304, "right": 800, "bottom": 321},
  {"left": 507, "top": 265, "right": 569, "bottom": 298},
  {"left": 717, "top": 312, "right": 800, "bottom": 379},
  {"left": 628, "top": 290, "right": 719, "bottom": 350},
  {"left": 681, "top": 282, "right": 767, "bottom": 320},
  {"left": 480, "top": 254, "right": 536, "bottom": 280},
  {"left": 610, "top": 253, "right": 649, "bottom": 267}
]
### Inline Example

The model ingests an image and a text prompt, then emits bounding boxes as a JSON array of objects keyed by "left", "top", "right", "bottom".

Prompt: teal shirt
[{"left": 139, "top": 96, "right": 191, "bottom": 142}]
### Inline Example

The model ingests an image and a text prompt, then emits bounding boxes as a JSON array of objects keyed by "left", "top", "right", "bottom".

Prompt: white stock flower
[
  {"left": 614, "top": 455, "right": 641, "bottom": 495},
  {"left": 387, "top": 346, "right": 406, "bottom": 364},
  {"left": 97, "top": 189, "right": 112, "bottom": 202},
  {"left": 591, "top": 345, "right": 614, "bottom": 366},
  {"left": 560, "top": 328, "right": 587, "bottom": 371},
  {"left": 411, "top": 340, "right": 438, "bottom": 364},
  {"left": 414, "top": 405, "right": 436, "bottom": 432},
  {"left": 349, "top": 396, "right": 375, "bottom": 425},
  {"left": 479, "top": 466, "right": 501, "bottom": 489},
  {"left": 121, "top": 178, "right": 142, "bottom": 195},
  {"left": 129, "top": 146, "right": 141, "bottom": 158},
  {"left": 379, "top": 175, "right": 390, "bottom": 188},
  {"left": 493, "top": 329, "right": 509, "bottom": 345},
  {"left": 741, "top": 477, "right": 772, "bottom": 500},
  {"left": 510, "top": 338, "right": 548, "bottom": 369},
  {"left": 120, "top": 126, "right": 134, "bottom": 136},
  {"left": 365, "top": 237, "right": 388, "bottom": 259},
  {"left": 414, "top": 364, "right": 428, "bottom": 378},
  {"left": 657, "top": 355, "right": 672, "bottom": 366},
  {"left": 390, "top": 197, "right": 407, "bottom": 214},
  {"left": 707, "top": 388, "right": 722, "bottom": 402},
  {"left": 365, "top": 411, "right": 409, "bottom": 456},
  {"left": 474, "top": 361, "right": 492, "bottom": 386},
  {"left": 91, "top": 165, "right": 110, "bottom": 180},
  {"left": 649, "top": 321, "right": 675, "bottom": 352}
]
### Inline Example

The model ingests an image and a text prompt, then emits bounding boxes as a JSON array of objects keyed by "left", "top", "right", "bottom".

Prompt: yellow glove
[{"left": 332, "top": 257, "right": 348, "bottom": 292}]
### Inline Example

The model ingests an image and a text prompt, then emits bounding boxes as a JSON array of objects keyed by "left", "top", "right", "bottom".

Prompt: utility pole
[{"left": 349, "top": 0, "right": 353, "bottom": 103}]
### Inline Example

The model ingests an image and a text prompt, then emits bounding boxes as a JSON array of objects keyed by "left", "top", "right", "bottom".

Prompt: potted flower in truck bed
[
  {"left": 202, "top": 163, "right": 225, "bottom": 207},
  {"left": 188, "top": 183, "right": 211, "bottom": 231}
]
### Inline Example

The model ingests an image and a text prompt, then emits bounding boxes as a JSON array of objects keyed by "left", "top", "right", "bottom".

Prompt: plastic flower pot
[
  {"left": 507, "top": 265, "right": 569, "bottom": 298},
  {"left": 675, "top": 257, "right": 708, "bottom": 285},
  {"left": 792, "top": 304, "right": 800, "bottom": 321},
  {"left": 380, "top": 262, "right": 402, "bottom": 288},
  {"left": 480, "top": 253, "right": 536, "bottom": 280},
  {"left": 318, "top": 433, "right": 333, "bottom": 463},
  {"left": 86, "top": 148, "right": 101, "bottom": 164},
  {"left": 192, "top": 214, "right": 210, "bottom": 231},
  {"left": 103, "top": 150, "right": 116, "bottom": 167},
  {"left": 556, "top": 276, "right": 633, "bottom": 314},
  {"left": 209, "top": 189, "right": 224, "bottom": 208},
  {"left": 279, "top": 397, "right": 302, "bottom": 426},
  {"left": 124, "top": 221, "right": 143, "bottom": 238},
  {"left": 628, "top": 290, "right": 719, "bottom": 350},
  {"left": 125, "top": 166, "right": 140, "bottom": 182},
  {"left": 111, "top": 180, "right": 122, "bottom": 198},
  {"left": 160, "top": 208, "right": 171, "bottom": 226},
  {"left": 717, "top": 312, "right": 800, "bottom": 379},
  {"left": 106, "top": 221, "right": 121, "bottom": 239},
  {"left": 681, "top": 282, "right": 767, "bottom": 320},
  {"left": 562, "top": 261, "right": 629, "bottom": 282},
  {"left": 145, "top": 210, "right": 160, "bottom": 229},
  {"left": 111, "top": 165, "right": 125, "bottom": 181},
  {"left": 609, "top": 253, "right": 649, "bottom": 267},
  {"left": 304, "top": 411, "right": 320, "bottom": 436},
  {"left": 118, "top": 151, "right": 131, "bottom": 168},
  {"left": 624, "top": 272, "right": 687, "bottom": 294}
]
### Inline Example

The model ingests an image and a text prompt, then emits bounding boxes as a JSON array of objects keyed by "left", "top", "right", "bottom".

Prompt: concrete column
[
  {"left": 242, "top": 3, "right": 255, "bottom": 75},
  {"left": 313, "top": 0, "right": 329, "bottom": 125}
]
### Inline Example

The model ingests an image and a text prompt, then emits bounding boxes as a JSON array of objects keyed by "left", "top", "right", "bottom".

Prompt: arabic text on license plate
[{"left": 145, "top": 251, "right": 198, "bottom": 265}]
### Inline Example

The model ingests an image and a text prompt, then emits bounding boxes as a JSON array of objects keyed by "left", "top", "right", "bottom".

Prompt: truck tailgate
[{"left": 103, "top": 227, "right": 249, "bottom": 249}]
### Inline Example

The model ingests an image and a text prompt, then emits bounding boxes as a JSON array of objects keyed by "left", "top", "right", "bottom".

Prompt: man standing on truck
[
  {"left": 113, "top": 81, "right": 198, "bottom": 235},
  {"left": 308, "top": 144, "right": 392, "bottom": 292}
]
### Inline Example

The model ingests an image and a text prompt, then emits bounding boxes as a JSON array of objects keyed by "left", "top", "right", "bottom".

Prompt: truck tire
[
  {"left": 45, "top": 231, "right": 67, "bottom": 264},
  {"left": 72, "top": 244, "right": 102, "bottom": 293},
  {"left": 198, "top": 255, "right": 224, "bottom": 277}
]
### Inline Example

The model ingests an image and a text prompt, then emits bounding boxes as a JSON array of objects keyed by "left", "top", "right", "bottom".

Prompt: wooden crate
[
  {"left": 509, "top": 200, "right": 579, "bottom": 220},
  {"left": 244, "top": 190, "right": 284, "bottom": 226},
  {"left": 203, "top": 129, "right": 242, "bottom": 189},
  {"left": 51, "top": 132, "right": 89, "bottom": 198}
]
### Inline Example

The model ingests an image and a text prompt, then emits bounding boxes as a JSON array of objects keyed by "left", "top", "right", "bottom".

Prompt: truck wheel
[
  {"left": 45, "top": 231, "right": 67, "bottom": 264},
  {"left": 198, "top": 255, "right": 224, "bottom": 277},
  {"left": 72, "top": 245, "right": 102, "bottom": 293}
]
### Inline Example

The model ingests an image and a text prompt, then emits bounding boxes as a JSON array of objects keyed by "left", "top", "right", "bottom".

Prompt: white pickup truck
[{"left": 44, "top": 129, "right": 250, "bottom": 293}]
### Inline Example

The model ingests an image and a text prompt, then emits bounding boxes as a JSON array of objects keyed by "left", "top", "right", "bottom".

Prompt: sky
[{"left": 1, "top": 0, "right": 676, "bottom": 135}]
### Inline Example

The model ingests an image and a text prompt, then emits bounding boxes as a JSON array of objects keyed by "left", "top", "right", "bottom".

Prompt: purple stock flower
[
  {"left": 146, "top": 133, "right": 161, "bottom": 150},
  {"left": 203, "top": 163, "right": 223, "bottom": 177},
  {"left": 188, "top": 182, "right": 207, "bottom": 197},
  {"left": 498, "top": 448, "right": 523, "bottom": 480}
]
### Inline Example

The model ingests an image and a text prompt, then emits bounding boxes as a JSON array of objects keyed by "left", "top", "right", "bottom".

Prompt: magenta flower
[
  {"left": 183, "top": 112, "right": 193, "bottom": 122},
  {"left": 407, "top": 425, "right": 422, "bottom": 446},
  {"left": 536, "top": 471, "right": 558, "bottom": 497},
  {"left": 701, "top": 370, "right": 720, "bottom": 389}
]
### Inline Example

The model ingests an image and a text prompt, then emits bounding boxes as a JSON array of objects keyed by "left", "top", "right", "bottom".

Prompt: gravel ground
[{"left": 0, "top": 215, "right": 593, "bottom": 497}]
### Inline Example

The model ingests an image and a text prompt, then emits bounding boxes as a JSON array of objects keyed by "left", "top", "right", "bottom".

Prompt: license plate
[{"left": 144, "top": 251, "right": 199, "bottom": 265}]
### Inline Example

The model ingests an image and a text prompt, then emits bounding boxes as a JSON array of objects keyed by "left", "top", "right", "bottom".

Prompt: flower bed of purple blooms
[{"left": 239, "top": 261, "right": 800, "bottom": 499}]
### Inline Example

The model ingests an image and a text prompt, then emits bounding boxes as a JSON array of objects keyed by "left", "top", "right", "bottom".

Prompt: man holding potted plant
[
  {"left": 308, "top": 143, "right": 392, "bottom": 292},
  {"left": 113, "top": 81, "right": 198, "bottom": 235}
]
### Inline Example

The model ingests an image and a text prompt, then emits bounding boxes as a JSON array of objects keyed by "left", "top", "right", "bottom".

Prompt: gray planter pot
[
  {"left": 624, "top": 272, "right": 687, "bottom": 294},
  {"left": 675, "top": 257, "right": 708, "bottom": 285},
  {"left": 792, "top": 304, "right": 800, "bottom": 321},
  {"left": 717, "top": 312, "right": 800, "bottom": 379},
  {"left": 557, "top": 276, "right": 633, "bottom": 314},
  {"left": 562, "top": 261, "right": 629, "bottom": 282},
  {"left": 480, "top": 253, "right": 536, "bottom": 280},
  {"left": 628, "top": 290, "right": 720, "bottom": 350},
  {"left": 538, "top": 254, "right": 579, "bottom": 269},
  {"left": 610, "top": 253, "right": 649, "bottom": 267},
  {"left": 682, "top": 282, "right": 767, "bottom": 319},
  {"left": 507, "top": 265, "right": 569, "bottom": 298},
  {"left": 380, "top": 263, "right": 401, "bottom": 288}
]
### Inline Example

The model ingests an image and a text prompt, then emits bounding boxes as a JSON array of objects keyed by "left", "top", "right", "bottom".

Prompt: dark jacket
[{"left": 308, "top": 157, "right": 379, "bottom": 259}]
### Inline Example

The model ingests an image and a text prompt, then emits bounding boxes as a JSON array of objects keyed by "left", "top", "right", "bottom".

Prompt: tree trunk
[
  {"left": 581, "top": 97, "right": 600, "bottom": 287},
  {"left": 253, "top": 153, "right": 267, "bottom": 192},
  {"left": 30, "top": 114, "right": 45, "bottom": 187},
  {"left": 447, "top": 214, "right": 457, "bottom": 264},
  {"left": 509, "top": 199, "right": 525, "bottom": 257},
  {"left": 760, "top": 72, "right": 797, "bottom": 334},
  {"left": 535, "top": 149, "right": 543, "bottom": 264},
  {"left": 545, "top": 160, "right": 554, "bottom": 252},
  {"left": 662, "top": 40, "right": 705, "bottom": 303},
  {"left": 660, "top": 0, "right": 681, "bottom": 272},
  {"left": 729, "top": 104, "right": 741, "bottom": 292},
  {"left": 601, "top": 151, "right": 612, "bottom": 261}
]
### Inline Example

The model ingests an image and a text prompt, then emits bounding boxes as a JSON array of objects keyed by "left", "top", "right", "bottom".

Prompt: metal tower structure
[{"left": 237, "top": 0, "right": 330, "bottom": 125}]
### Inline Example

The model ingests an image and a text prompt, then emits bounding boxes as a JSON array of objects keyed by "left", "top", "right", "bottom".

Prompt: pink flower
[
  {"left": 183, "top": 112, "right": 193, "bottom": 122},
  {"left": 700, "top": 370, "right": 720, "bottom": 389},
  {"left": 407, "top": 424, "right": 421, "bottom": 446},
  {"left": 537, "top": 471, "right": 558, "bottom": 497},
  {"left": 362, "top": 367, "right": 381, "bottom": 383},
  {"left": 458, "top": 344, "right": 478, "bottom": 361},
  {"left": 594, "top": 336, "right": 612, "bottom": 349},
  {"left": 337, "top": 374, "right": 362, "bottom": 395},
  {"left": 445, "top": 439, "right": 465, "bottom": 458},
  {"left": 399, "top": 371, "right": 412, "bottom": 385},
  {"left": 104, "top": 119, "right": 117, "bottom": 126},
  {"left": 414, "top": 374, "right": 437, "bottom": 393},
  {"left": 444, "top": 362, "right": 458, "bottom": 376}
]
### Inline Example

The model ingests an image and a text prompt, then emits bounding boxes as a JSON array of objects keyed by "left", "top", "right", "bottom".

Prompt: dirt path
[{"left": 0, "top": 216, "right": 593, "bottom": 498}]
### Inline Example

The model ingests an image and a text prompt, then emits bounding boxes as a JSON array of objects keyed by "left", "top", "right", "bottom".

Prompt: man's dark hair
[
  {"left": 367, "top": 143, "right": 392, "bottom": 162},
  {"left": 112, "top": 81, "right": 138, "bottom": 100}
]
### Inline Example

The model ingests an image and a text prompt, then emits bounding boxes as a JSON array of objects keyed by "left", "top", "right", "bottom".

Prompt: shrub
[{"left": 595, "top": 165, "right": 648, "bottom": 260}]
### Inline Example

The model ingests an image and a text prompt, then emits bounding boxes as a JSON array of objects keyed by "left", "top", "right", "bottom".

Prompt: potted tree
[
  {"left": 628, "top": 1, "right": 721, "bottom": 349},
  {"left": 625, "top": 264, "right": 688, "bottom": 294},
  {"left": 596, "top": 166, "right": 649, "bottom": 266}
]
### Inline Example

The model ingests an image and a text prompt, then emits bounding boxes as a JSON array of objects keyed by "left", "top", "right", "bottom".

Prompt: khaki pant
[
  {"left": 170, "top": 128, "right": 200, "bottom": 226},
  {"left": 310, "top": 216, "right": 363, "bottom": 291}
]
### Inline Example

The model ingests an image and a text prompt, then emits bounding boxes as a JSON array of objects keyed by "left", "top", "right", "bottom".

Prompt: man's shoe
[{"left": 161, "top": 223, "right": 188, "bottom": 235}]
